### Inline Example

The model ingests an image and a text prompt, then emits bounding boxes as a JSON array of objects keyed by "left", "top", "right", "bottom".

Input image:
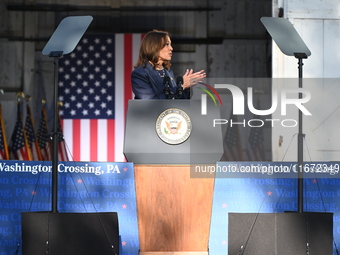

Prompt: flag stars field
[
  {"left": 82, "top": 109, "right": 88, "bottom": 116},
  {"left": 58, "top": 34, "right": 142, "bottom": 161}
]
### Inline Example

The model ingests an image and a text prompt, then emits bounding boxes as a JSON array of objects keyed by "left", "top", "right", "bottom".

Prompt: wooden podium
[
  {"left": 135, "top": 165, "right": 214, "bottom": 255},
  {"left": 124, "top": 100, "right": 223, "bottom": 255}
]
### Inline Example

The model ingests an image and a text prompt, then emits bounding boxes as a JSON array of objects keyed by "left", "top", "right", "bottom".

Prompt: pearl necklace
[{"left": 156, "top": 68, "right": 165, "bottom": 78}]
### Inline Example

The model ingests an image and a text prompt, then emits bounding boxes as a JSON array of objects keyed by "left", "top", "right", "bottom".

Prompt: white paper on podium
[
  {"left": 42, "top": 16, "right": 93, "bottom": 56},
  {"left": 261, "top": 17, "right": 311, "bottom": 57}
]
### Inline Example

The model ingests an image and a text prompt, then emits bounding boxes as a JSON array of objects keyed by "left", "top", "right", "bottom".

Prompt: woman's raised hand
[{"left": 182, "top": 69, "right": 206, "bottom": 89}]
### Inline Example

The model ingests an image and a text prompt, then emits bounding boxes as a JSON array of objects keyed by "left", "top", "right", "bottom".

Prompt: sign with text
[
  {"left": 1, "top": 161, "right": 340, "bottom": 254},
  {"left": 0, "top": 161, "right": 137, "bottom": 255}
]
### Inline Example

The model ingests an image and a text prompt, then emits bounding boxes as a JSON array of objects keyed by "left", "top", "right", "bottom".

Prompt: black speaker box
[
  {"left": 22, "top": 212, "right": 119, "bottom": 255},
  {"left": 228, "top": 212, "right": 333, "bottom": 255}
]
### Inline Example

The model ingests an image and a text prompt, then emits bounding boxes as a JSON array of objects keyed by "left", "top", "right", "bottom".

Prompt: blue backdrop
[{"left": 0, "top": 160, "right": 339, "bottom": 254}]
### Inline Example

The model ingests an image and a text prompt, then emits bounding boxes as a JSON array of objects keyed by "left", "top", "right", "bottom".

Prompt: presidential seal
[{"left": 156, "top": 108, "right": 192, "bottom": 145}]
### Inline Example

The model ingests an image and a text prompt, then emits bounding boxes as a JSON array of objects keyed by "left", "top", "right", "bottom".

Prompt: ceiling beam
[
  {"left": 0, "top": 36, "right": 225, "bottom": 44},
  {"left": 7, "top": 4, "right": 221, "bottom": 12}
]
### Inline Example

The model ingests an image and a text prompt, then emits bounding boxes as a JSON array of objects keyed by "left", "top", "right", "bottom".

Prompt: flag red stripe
[
  {"left": 124, "top": 34, "right": 133, "bottom": 116},
  {"left": 107, "top": 119, "right": 115, "bottom": 162},
  {"left": 229, "top": 149, "right": 237, "bottom": 161},
  {"left": 90, "top": 119, "right": 98, "bottom": 161},
  {"left": 73, "top": 119, "right": 81, "bottom": 161}
]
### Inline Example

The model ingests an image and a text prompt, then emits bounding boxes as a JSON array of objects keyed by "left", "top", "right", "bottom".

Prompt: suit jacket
[{"left": 131, "top": 62, "right": 189, "bottom": 99}]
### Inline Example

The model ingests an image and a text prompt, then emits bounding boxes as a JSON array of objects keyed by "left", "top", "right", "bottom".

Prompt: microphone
[
  {"left": 163, "top": 76, "right": 172, "bottom": 99},
  {"left": 176, "top": 76, "right": 184, "bottom": 99}
]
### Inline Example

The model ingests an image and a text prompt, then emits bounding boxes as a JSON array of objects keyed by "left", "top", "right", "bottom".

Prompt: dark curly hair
[{"left": 134, "top": 30, "right": 171, "bottom": 69}]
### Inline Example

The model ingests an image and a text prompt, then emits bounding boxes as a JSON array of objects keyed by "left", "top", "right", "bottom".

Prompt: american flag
[
  {"left": 0, "top": 104, "right": 9, "bottom": 160},
  {"left": 223, "top": 108, "right": 244, "bottom": 161},
  {"left": 9, "top": 102, "right": 31, "bottom": 160},
  {"left": 58, "top": 114, "right": 69, "bottom": 161},
  {"left": 245, "top": 101, "right": 266, "bottom": 161},
  {"left": 246, "top": 118, "right": 265, "bottom": 161},
  {"left": 37, "top": 105, "right": 52, "bottom": 161},
  {"left": 59, "top": 34, "right": 142, "bottom": 162},
  {"left": 25, "top": 104, "right": 43, "bottom": 161}
]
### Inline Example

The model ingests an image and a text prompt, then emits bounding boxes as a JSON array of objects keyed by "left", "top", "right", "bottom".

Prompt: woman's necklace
[{"left": 156, "top": 68, "right": 165, "bottom": 78}]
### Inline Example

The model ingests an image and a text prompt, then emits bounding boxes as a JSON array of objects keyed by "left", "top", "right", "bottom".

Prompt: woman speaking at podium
[{"left": 131, "top": 30, "right": 206, "bottom": 99}]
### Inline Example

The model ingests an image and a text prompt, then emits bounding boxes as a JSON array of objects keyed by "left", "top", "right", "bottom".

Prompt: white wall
[{"left": 272, "top": 0, "right": 340, "bottom": 161}]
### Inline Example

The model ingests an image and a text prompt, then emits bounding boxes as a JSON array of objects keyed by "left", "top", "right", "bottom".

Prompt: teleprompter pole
[
  {"left": 42, "top": 16, "right": 93, "bottom": 213},
  {"left": 295, "top": 53, "right": 307, "bottom": 213},
  {"left": 51, "top": 51, "right": 63, "bottom": 213}
]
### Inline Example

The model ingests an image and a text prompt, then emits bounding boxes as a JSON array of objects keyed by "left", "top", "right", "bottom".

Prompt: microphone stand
[
  {"left": 163, "top": 85, "right": 172, "bottom": 99},
  {"left": 163, "top": 76, "right": 174, "bottom": 99},
  {"left": 175, "top": 77, "right": 184, "bottom": 99}
]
